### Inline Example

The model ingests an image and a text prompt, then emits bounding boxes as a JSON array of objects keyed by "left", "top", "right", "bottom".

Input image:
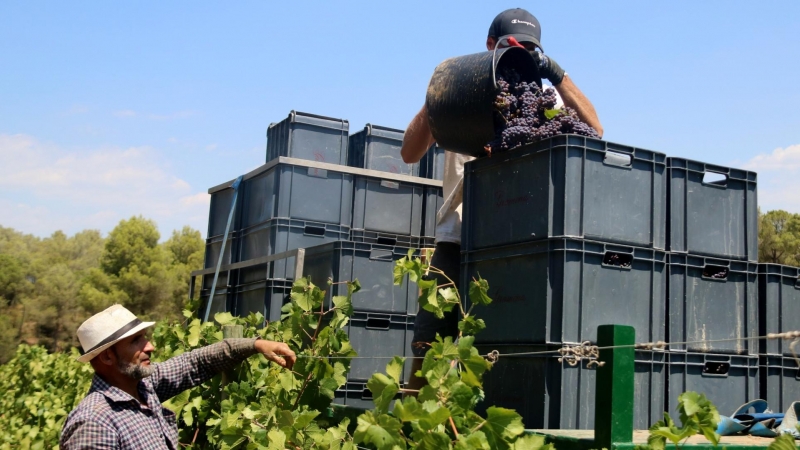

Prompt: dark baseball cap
[{"left": 488, "top": 8, "right": 542, "bottom": 50}]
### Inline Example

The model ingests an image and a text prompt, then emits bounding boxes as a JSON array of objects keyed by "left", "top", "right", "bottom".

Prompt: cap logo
[{"left": 511, "top": 19, "right": 537, "bottom": 28}]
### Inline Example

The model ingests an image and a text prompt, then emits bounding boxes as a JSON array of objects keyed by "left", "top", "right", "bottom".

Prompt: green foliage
[
  {"left": 350, "top": 254, "right": 537, "bottom": 450},
  {"left": 647, "top": 391, "right": 720, "bottom": 450},
  {"left": 0, "top": 218, "right": 205, "bottom": 362},
  {"left": 0, "top": 345, "right": 94, "bottom": 450},
  {"left": 151, "top": 276, "right": 359, "bottom": 448},
  {"left": 768, "top": 434, "right": 799, "bottom": 450},
  {"left": 759, "top": 209, "right": 800, "bottom": 265}
]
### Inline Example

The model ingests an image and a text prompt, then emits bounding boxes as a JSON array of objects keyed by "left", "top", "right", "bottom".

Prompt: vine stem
[
  {"left": 449, "top": 416, "right": 459, "bottom": 438},
  {"left": 425, "top": 266, "right": 467, "bottom": 318}
]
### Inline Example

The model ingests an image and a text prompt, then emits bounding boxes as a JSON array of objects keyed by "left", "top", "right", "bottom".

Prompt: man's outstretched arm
[
  {"left": 401, "top": 104, "right": 436, "bottom": 164},
  {"left": 554, "top": 75, "right": 603, "bottom": 138}
]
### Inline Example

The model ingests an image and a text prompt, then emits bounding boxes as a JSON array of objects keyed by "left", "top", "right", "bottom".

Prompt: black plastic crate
[
  {"left": 199, "top": 288, "right": 230, "bottom": 319},
  {"left": 475, "top": 344, "right": 665, "bottom": 430},
  {"left": 348, "top": 124, "right": 417, "bottom": 176},
  {"left": 207, "top": 185, "right": 241, "bottom": 238},
  {"left": 232, "top": 279, "right": 292, "bottom": 323},
  {"left": 461, "top": 238, "right": 667, "bottom": 345},
  {"left": 333, "top": 381, "right": 405, "bottom": 410},
  {"left": 667, "top": 158, "right": 758, "bottom": 261},
  {"left": 759, "top": 264, "right": 800, "bottom": 356},
  {"left": 667, "top": 352, "right": 759, "bottom": 419},
  {"left": 423, "top": 186, "right": 443, "bottom": 242},
  {"left": 462, "top": 135, "right": 666, "bottom": 252},
  {"left": 238, "top": 218, "right": 350, "bottom": 280},
  {"left": 668, "top": 254, "right": 758, "bottom": 355},
  {"left": 240, "top": 161, "right": 354, "bottom": 228},
  {"left": 266, "top": 111, "right": 348, "bottom": 165},
  {"left": 352, "top": 175, "right": 429, "bottom": 237},
  {"left": 302, "top": 241, "right": 419, "bottom": 315},
  {"left": 760, "top": 355, "right": 800, "bottom": 414},
  {"left": 420, "top": 144, "right": 445, "bottom": 180},
  {"left": 346, "top": 312, "right": 414, "bottom": 382}
]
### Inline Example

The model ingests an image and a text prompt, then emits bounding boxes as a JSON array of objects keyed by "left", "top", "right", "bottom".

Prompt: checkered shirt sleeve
[{"left": 150, "top": 338, "right": 259, "bottom": 402}]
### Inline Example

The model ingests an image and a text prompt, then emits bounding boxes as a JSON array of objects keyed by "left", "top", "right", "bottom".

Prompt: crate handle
[
  {"left": 795, "top": 276, "right": 800, "bottom": 289},
  {"left": 307, "top": 167, "right": 328, "bottom": 179},
  {"left": 361, "top": 387, "right": 373, "bottom": 400},
  {"left": 702, "top": 171, "right": 728, "bottom": 187},
  {"left": 603, "top": 150, "right": 632, "bottom": 168},
  {"left": 377, "top": 237, "right": 398, "bottom": 246},
  {"left": 702, "top": 265, "right": 729, "bottom": 281},
  {"left": 702, "top": 361, "right": 730, "bottom": 377},
  {"left": 304, "top": 225, "right": 326, "bottom": 237},
  {"left": 602, "top": 251, "right": 633, "bottom": 269},
  {"left": 796, "top": 369, "right": 800, "bottom": 380},
  {"left": 366, "top": 317, "right": 391, "bottom": 330},
  {"left": 369, "top": 249, "right": 393, "bottom": 261}
]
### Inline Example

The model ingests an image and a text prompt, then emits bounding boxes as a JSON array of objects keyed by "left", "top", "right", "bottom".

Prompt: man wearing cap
[
  {"left": 400, "top": 8, "right": 603, "bottom": 391},
  {"left": 60, "top": 305, "right": 296, "bottom": 449}
]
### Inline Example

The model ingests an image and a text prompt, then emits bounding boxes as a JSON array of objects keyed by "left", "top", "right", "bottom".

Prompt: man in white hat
[{"left": 60, "top": 304, "right": 296, "bottom": 449}]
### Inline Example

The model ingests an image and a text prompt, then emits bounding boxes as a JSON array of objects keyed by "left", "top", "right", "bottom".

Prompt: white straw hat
[{"left": 76, "top": 305, "right": 155, "bottom": 363}]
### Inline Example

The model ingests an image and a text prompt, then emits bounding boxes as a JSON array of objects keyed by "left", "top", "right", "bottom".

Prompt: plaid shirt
[{"left": 60, "top": 338, "right": 258, "bottom": 450}]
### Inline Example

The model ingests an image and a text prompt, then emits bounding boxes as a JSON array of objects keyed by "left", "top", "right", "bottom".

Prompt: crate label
[
  {"left": 380, "top": 180, "right": 400, "bottom": 190},
  {"left": 307, "top": 167, "right": 328, "bottom": 179}
]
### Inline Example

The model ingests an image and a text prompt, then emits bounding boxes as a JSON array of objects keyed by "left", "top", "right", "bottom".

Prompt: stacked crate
[
  {"left": 460, "top": 135, "right": 668, "bottom": 430},
  {"left": 665, "top": 158, "right": 760, "bottom": 418},
  {"left": 758, "top": 264, "right": 800, "bottom": 414},
  {"left": 202, "top": 111, "right": 446, "bottom": 407}
]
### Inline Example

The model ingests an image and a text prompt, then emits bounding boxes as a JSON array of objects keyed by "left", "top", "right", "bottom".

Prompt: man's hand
[
  {"left": 254, "top": 339, "right": 297, "bottom": 370},
  {"left": 531, "top": 51, "right": 565, "bottom": 86}
]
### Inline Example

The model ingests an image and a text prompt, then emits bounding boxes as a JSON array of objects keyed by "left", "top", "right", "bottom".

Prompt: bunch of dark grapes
[{"left": 487, "top": 67, "right": 599, "bottom": 153}]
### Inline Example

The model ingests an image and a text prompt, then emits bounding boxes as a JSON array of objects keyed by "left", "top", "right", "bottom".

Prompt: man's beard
[{"left": 118, "top": 360, "right": 155, "bottom": 380}]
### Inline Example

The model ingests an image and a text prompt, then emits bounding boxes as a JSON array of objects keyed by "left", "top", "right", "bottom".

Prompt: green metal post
[{"left": 594, "top": 324, "right": 635, "bottom": 449}]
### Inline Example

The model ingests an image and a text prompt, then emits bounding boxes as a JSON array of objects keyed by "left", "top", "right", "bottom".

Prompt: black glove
[{"left": 531, "top": 51, "right": 565, "bottom": 85}]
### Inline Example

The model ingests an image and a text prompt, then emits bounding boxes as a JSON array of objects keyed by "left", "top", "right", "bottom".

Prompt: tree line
[
  {"left": 0, "top": 217, "right": 204, "bottom": 363},
  {"left": 0, "top": 209, "right": 799, "bottom": 363}
]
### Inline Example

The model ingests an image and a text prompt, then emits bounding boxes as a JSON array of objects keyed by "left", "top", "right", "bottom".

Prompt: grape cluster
[{"left": 487, "top": 67, "right": 600, "bottom": 153}]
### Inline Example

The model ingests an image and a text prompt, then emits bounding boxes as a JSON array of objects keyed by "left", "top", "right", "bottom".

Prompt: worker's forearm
[
  {"left": 554, "top": 75, "right": 603, "bottom": 138},
  {"left": 401, "top": 105, "right": 436, "bottom": 164}
]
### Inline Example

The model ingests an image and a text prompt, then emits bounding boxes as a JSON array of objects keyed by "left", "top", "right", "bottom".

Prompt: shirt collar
[{"left": 90, "top": 374, "right": 145, "bottom": 404}]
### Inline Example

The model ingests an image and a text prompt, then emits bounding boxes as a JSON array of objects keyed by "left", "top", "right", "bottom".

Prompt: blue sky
[{"left": 2, "top": 2, "right": 799, "bottom": 239}]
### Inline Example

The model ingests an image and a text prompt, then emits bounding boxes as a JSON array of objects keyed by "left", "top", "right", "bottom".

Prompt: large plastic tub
[
  {"left": 420, "top": 144, "right": 445, "bottom": 180},
  {"left": 237, "top": 218, "right": 350, "bottom": 280},
  {"left": 232, "top": 279, "right": 292, "bottom": 323},
  {"left": 668, "top": 254, "right": 758, "bottom": 355},
  {"left": 475, "top": 344, "right": 666, "bottom": 430},
  {"left": 348, "top": 124, "right": 417, "bottom": 176},
  {"left": 202, "top": 234, "right": 237, "bottom": 289},
  {"left": 239, "top": 161, "right": 354, "bottom": 228},
  {"left": 667, "top": 352, "right": 759, "bottom": 418},
  {"left": 302, "top": 241, "right": 419, "bottom": 315},
  {"left": 352, "top": 175, "right": 428, "bottom": 237},
  {"left": 667, "top": 158, "right": 757, "bottom": 261},
  {"left": 758, "top": 264, "right": 800, "bottom": 356},
  {"left": 423, "top": 186, "right": 443, "bottom": 242},
  {"left": 346, "top": 312, "right": 414, "bottom": 382},
  {"left": 760, "top": 355, "right": 800, "bottom": 414},
  {"left": 462, "top": 135, "right": 666, "bottom": 252},
  {"left": 461, "top": 238, "right": 667, "bottom": 345},
  {"left": 266, "top": 111, "right": 349, "bottom": 165}
]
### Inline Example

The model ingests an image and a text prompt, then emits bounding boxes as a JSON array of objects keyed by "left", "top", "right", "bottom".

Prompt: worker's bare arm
[
  {"left": 553, "top": 75, "right": 603, "bottom": 138},
  {"left": 401, "top": 104, "right": 436, "bottom": 164}
]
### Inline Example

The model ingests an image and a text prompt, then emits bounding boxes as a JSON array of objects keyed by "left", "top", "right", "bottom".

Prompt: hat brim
[
  {"left": 77, "top": 321, "right": 156, "bottom": 363},
  {"left": 498, "top": 33, "right": 543, "bottom": 51}
]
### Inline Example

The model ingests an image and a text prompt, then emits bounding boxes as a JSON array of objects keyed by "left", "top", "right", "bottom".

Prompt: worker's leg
[{"left": 407, "top": 242, "right": 461, "bottom": 393}]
